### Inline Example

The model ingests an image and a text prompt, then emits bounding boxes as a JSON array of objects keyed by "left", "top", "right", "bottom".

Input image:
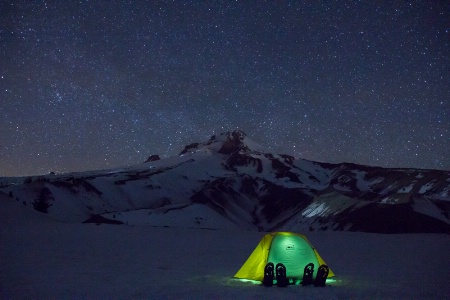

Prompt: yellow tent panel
[{"left": 234, "top": 232, "right": 334, "bottom": 281}]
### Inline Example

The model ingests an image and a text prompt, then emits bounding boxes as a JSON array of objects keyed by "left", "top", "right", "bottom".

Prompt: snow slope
[
  {"left": 1, "top": 130, "right": 449, "bottom": 233},
  {"left": 1, "top": 194, "right": 449, "bottom": 299}
]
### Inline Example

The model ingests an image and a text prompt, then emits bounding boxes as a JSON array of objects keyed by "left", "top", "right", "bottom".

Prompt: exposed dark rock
[
  {"left": 218, "top": 130, "right": 248, "bottom": 154},
  {"left": 280, "top": 154, "right": 295, "bottom": 165},
  {"left": 240, "top": 175, "right": 259, "bottom": 198},
  {"left": 258, "top": 182, "right": 314, "bottom": 225},
  {"left": 267, "top": 155, "right": 300, "bottom": 182},
  {"left": 33, "top": 187, "right": 53, "bottom": 213},
  {"left": 331, "top": 202, "right": 450, "bottom": 233},
  {"left": 179, "top": 143, "right": 200, "bottom": 155},
  {"left": 145, "top": 155, "right": 161, "bottom": 162},
  {"left": 225, "top": 152, "right": 263, "bottom": 173}
]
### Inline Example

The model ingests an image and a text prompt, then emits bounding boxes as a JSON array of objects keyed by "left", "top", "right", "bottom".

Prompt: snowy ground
[{"left": 1, "top": 195, "right": 449, "bottom": 299}]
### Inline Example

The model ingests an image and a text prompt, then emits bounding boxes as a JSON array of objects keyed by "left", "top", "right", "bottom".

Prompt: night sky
[{"left": 1, "top": 1, "right": 449, "bottom": 176}]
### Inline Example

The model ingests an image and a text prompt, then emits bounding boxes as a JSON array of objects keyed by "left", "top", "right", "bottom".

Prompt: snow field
[{"left": 1, "top": 196, "right": 449, "bottom": 299}]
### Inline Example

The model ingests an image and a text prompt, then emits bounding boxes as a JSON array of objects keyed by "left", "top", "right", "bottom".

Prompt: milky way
[{"left": 1, "top": 1, "right": 449, "bottom": 176}]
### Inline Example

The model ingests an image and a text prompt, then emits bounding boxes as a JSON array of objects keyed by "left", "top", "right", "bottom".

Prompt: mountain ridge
[{"left": 1, "top": 130, "right": 449, "bottom": 233}]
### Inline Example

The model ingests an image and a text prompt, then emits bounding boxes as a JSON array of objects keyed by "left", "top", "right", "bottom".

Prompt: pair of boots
[
  {"left": 262, "top": 262, "right": 288, "bottom": 287},
  {"left": 302, "top": 263, "right": 329, "bottom": 287},
  {"left": 263, "top": 262, "right": 329, "bottom": 287}
]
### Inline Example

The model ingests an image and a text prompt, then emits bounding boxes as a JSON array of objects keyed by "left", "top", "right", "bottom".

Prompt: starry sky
[{"left": 1, "top": 1, "right": 449, "bottom": 176}]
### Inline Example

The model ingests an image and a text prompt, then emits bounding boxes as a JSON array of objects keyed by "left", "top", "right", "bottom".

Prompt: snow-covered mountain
[{"left": 1, "top": 130, "right": 449, "bottom": 233}]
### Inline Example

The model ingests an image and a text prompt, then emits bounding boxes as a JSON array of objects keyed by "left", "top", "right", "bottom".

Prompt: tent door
[{"left": 267, "top": 234, "right": 319, "bottom": 279}]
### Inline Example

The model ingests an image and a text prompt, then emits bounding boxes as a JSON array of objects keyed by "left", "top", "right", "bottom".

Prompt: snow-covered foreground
[{"left": 1, "top": 196, "right": 449, "bottom": 299}]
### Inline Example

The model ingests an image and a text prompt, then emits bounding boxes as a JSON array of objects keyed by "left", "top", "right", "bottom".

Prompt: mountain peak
[
  {"left": 210, "top": 130, "right": 248, "bottom": 154},
  {"left": 179, "top": 130, "right": 265, "bottom": 155}
]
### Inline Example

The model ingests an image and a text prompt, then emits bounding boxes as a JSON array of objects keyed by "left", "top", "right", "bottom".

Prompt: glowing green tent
[{"left": 234, "top": 232, "right": 334, "bottom": 281}]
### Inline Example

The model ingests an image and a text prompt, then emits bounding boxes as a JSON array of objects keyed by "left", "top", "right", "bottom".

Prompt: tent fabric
[{"left": 234, "top": 232, "right": 334, "bottom": 281}]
